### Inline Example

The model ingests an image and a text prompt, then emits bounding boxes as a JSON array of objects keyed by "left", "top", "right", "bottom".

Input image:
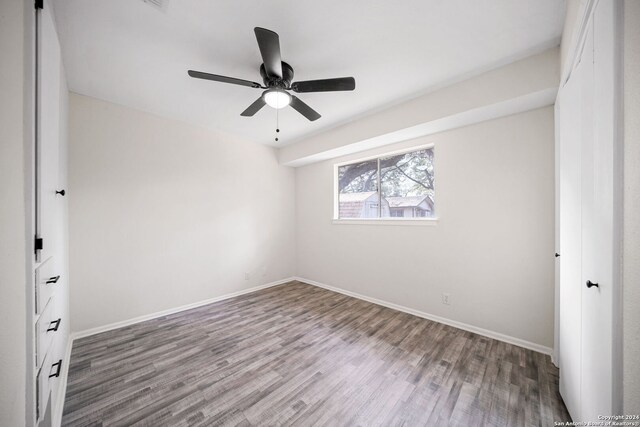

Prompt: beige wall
[
  {"left": 295, "top": 107, "right": 555, "bottom": 349},
  {"left": 0, "top": 0, "right": 28, "bottom": 425},
  {"left": 623, "top": 0, "right": 640, "bottom": 414},
  {"left": 68, "top": 94, "right": 296, "bottom": 332}
]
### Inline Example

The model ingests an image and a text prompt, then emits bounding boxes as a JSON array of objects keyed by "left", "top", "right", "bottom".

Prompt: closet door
[
  {"left": 36, "top": 0, "right": 62, "bottom": 265},
  {"left": 34, "top": 2, "right": 67, "bottom": 423},
  {"left": 558, "top": 60, "right": 583, "bottom": 420},
  {"left": 580, "top": 0, "right": 615, "bottom": 419},
  {"left": 558, "top": 0, "right": 618, "bottom": 421}
]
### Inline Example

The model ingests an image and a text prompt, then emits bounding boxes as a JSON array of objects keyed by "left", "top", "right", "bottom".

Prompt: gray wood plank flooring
[{"left": 62, "top": 281, "right": 570, "bottom": 426}]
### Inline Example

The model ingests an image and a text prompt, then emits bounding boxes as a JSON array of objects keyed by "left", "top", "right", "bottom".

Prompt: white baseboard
[
  {"left": 52, "top": 337, "right": 73, "bottom": 427},
  {"left": 294, "top": 276, "right": 553, "bottom": 356},
  {"left": 70, "top": 275, "right": 552, "bottom": 355},
  {"left": 56, "top": 274, "right": 550, "bottom": 426},
  {"left": 51, "top": 277, "right": 295, "bottom": 427},
  {"left": 70, "top": 277, "right": 295, "bottom": 341},
  {"left": 55, "top": 277, "right": 294, "bottom": 426}
]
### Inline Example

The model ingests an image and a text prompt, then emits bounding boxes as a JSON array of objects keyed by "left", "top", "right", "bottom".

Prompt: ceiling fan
[{"left": 188, "top": 27, "right": 356, "bottom": 122}]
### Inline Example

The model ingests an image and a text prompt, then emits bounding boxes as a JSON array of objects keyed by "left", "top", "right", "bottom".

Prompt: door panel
[
  {"left": 558, "top": 67, "right": 582, "bottom": 420},
  {"left": 578, "top": 20, "right": 602, "bottom": 420},
  {"left": 581, "top": 0, "right": 615, "bottom": 419},
  {"left": 37, "top": 4, "right": 62, "bottom": 264},
  {"left": 558, "top": 0, "right": 617, "bottom": 420},
  {"left": 34, "top": 2, "right": 67, "bottom": 425}
]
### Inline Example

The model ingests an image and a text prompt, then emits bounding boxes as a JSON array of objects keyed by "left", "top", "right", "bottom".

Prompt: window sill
[{"left": 332, "top": 218, "right": 439, "bottom": 226}]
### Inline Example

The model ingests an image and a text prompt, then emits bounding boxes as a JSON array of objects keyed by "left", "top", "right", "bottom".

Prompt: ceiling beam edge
[{"left": 281, "top": 87, "right": 558, "bottom": 168}]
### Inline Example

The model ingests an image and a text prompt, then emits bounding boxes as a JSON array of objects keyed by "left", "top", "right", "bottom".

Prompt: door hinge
[
  {"left": 35, "top": 0, "right": 43, "bottom": 9},
  {"left": 34, "top": 236, "right": 43, "bottom": 252}
]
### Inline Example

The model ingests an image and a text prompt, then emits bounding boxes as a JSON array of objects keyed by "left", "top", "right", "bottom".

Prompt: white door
[
  {"left": 580, "top": 0, "right": 615, "bottom": 419},
  {"left": 558, "top": 59, "right": 583, "bottom": 420},
  {"left": 34, "top": 2, "right": 67, "bottom": 424},
  {"left": 558, "top": 0, "right": 617, "bottom": 421},
  {"left": 36, "top": 0, "right": 62, "bottom": 265}
]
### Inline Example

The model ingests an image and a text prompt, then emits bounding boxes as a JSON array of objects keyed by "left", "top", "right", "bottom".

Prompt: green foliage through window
[{"left": 337, "top": 148, "right": 435, "bottom": 219}]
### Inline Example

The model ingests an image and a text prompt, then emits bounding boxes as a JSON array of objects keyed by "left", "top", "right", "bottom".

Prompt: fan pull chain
[{"left": 275, "top": 103, "right": 280, "bottom": 142}]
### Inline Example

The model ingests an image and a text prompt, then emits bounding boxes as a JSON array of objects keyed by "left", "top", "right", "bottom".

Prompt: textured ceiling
[{"left": 52, "top": 0, "right": 564, "bottom": 146}]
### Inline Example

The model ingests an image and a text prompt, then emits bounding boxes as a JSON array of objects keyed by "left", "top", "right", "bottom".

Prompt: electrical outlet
[
  {"left": 244, "top": 272, "right": 250, "bottom": 281},
  {"left": 442, "top": 293, "right": 451, "bottom": 305}
]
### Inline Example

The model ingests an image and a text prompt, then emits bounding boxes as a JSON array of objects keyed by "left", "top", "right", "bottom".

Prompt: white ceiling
[{"left": 51, "top": 0, "right": 564, "bottom": 147}]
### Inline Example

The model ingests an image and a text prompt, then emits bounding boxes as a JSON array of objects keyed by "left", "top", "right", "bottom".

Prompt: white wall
[
  {"left": 623, "top": 0, "right": 640, "bottom": 413},
  {"left": 0, "top": 0, "right": 28, "bottom": 425},
  {"left": 68, "top": 94, "right": 296, "bottom": 332},
  {"left": 296, "top": 107, "right": 556, "bottom": 349}
]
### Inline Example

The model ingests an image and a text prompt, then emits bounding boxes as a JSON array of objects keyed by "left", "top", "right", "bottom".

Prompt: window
[{"left": 336, "top": 147, "right": 435, "bottom": 220}]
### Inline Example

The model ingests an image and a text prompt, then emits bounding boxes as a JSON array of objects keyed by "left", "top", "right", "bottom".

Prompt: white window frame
[{"left": 333, "top": 144, "right": 439, "bottom": 226}]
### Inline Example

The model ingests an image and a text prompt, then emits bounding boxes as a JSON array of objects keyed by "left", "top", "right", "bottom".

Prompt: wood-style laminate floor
[{"left": 62, "top": 281, "right": 570, "bottom": 426}]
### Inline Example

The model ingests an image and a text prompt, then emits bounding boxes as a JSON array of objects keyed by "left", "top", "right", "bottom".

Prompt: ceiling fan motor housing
[{"left": 260, "top": 62, "right": 294, "bottom": 88}]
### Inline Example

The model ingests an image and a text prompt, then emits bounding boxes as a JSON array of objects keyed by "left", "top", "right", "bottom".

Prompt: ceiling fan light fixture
[
  {"left": 188, "top": 27, "right": 353, "bottom": 121},
  {"left": 263, "top": 89, "right": 291, "bottom": 109}
]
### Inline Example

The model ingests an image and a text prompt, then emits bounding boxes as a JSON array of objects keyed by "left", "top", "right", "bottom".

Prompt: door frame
[{"left": 610, "top": 0, "right": 624, "bottom": 414}]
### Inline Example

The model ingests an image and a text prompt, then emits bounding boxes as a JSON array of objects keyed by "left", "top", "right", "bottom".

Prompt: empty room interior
[{"left": 1, "top": 0, "right": 639, "bottom": 426}]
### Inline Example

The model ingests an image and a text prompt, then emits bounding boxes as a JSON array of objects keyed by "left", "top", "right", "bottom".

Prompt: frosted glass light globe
[{"left": 264, "top": 90, "right": 291, "bottom": 109}]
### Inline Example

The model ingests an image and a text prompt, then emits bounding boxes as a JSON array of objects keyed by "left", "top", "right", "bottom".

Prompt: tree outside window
[{"left": 337, "top": 148, "right": 435, "bottom": 219}]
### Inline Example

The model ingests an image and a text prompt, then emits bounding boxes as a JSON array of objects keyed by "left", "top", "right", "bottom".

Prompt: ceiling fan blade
[
  {"left": 188, "top": 70, "right": 262, "bottom": 88},
  {"left": 291, "top": 77, "right": 355, "bottom": 93},
  {"left": 290, "top": 96, "right": 321, "bottom": 121},
  {"left": 254, "top": 27, "right": 282, "bottom": 78},
  {"left": 240, "top": 96, "right": 266, "bottom": 117}
]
